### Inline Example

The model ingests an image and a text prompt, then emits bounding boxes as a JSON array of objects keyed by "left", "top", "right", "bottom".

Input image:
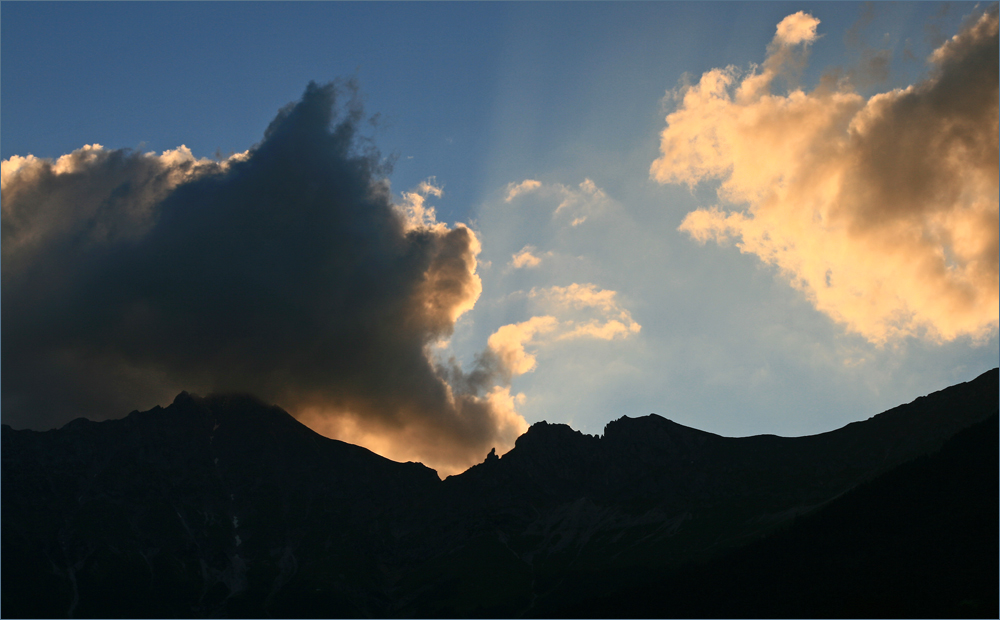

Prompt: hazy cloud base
[{"left": 2, "top": 82, "right": 526, "bottom": 476}]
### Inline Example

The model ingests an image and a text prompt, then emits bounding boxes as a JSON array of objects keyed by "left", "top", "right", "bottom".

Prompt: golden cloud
[
  {"left": 510, "top": 245, "right": 544, "bottom": 269},
  {"left": 485, "top": 283, "right": 641, "bottom": 381},
  {"left": 652, "top": 8, "right": 999, "bottom": 344},
  {"left": 504, "top": 179, "right": 542, "bottom": 202}
]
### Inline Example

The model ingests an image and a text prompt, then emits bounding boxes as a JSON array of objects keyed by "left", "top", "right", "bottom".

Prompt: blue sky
[{"left": 3, "top": 2, "right": 997, "bottom": 474}]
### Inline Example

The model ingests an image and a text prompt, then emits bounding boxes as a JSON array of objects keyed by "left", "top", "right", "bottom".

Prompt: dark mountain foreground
[
  {"left": 3, "top": 369, "right": 997, "bottom": 618},
  {"left": 556, "top": 412, "right": 999, "bottom": 619}
]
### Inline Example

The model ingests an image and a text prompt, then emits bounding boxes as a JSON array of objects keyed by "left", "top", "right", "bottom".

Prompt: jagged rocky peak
[
  {"left": 603, "top": 413, "right": 667, "bottom": 437},
  {"left": 602, "top": 413, "right": 718, "bottom": 440},
  {"left": 513, "top": 419, "right": 598, "bottom": 451},
  {"left": 493, "top": 421, "right": 604, "bottom": 482},
  {"left": 598, "top": 414, "right": 723, "bottom": 467}
]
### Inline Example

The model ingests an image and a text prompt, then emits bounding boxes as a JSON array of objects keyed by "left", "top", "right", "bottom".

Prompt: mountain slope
[
  {"left": 2, "top": 369, "right": 996, "bottom": 618},
  {"left": 2, "top": 392, "right": 439, "bottom": 618},
  {"left": 400, "top": 369, "right": 999, "bottom": 616},
  {"left": 556, "top": 411, "right": 999, "bottom": 619}
]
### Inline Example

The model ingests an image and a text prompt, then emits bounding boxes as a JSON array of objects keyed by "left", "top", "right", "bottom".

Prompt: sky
[{"left": 3, "top": 2, "right": 997, "bottom": 477}]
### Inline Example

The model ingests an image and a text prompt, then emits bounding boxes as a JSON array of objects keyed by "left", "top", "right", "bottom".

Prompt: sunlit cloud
[
  {"left": 510, "top": 245, "right": 544, "bottom": 269},
  {"left": 652, "top": 7, "right": 999, "bottom": 344},
  {"left": 503, "top": 177, "right": 611, "bottom": 227},
  {"left": 416, "top": 177, "right": 444, "bottom": 197},
  {"left": 295, "top": 380, "right": 528, "bottom": 478},
  {"left": 775, "top": 11, "right": 820, "bottom": 45},
  {"left": 485, "top": 283, "right": 641, "bottom": 380},
  {"left": 504, "top": 178, "right": 542, "bottom": 202},
  {"left": 397, "top": 176, "right": 448, "bottom": 233},
  {"left": 1, "top": 144, "right": 242, "bottom": 264},
  {"left": 735, "top": 11, "right": 821, "bottom": 101},
  {"left": 487, "top": 315, "right": 560, "bottom": 376},
  {"left": 530, "top": 283, "right": 641, "bottom": 340},
  {"left": 531, "top": 282, "right": 621, "bottom": 314}
]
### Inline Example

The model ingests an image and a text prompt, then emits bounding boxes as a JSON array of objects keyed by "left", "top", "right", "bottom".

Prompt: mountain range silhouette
[{"left": 3, "top": 369, "right": 997, "bottom": 618}]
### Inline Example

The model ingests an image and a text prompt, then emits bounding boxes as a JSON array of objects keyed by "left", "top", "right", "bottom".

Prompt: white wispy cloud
[
  {"left": 503, "top": 177, "right": 611, "bottom": 227},
  {"left": 510, "top": 245, "right": 545, "bottom": 269},
  {"left": 504, "top": 179, "right": 542, "bottom": 202},
  {"left": 485, "top": 283, "right": 641, "bottom": 378}
]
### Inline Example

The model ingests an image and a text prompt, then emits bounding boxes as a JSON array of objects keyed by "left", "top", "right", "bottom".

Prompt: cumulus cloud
[
  {"left": 504, "top": 179, "right": 542, "bottom": 202},
  {"left": 774, "top": 11, "right": 820, "bottom": 45},
  {"left": 487, "top": 315, "right": 560, "bottom": 377},
  {"left": 510, "top": 245, "right": 544, "bottom": 269},
  {"left": 1, "top": 145, "right": 241, "bottom": 271},
  {"left": 1, "top": 82, "right": 526, "bottom": 476},
  {"left": 397, "top": 176, "right": 448, "bottom": 233},
  {"left": 484, "top": 283, "right": 641, "bottom": 380},
  {"left": 651, "top": 7, "right": 999, "bottom": 344}
]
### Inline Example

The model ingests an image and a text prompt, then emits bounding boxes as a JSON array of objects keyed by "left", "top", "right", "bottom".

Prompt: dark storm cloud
[{"left": 1, "top": 82, "right": 526, "bottom": 475}]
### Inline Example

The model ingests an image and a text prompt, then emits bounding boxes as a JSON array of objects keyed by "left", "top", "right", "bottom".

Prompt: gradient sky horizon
[{"left": 3, "top": 2, "right": 997, "bottom": 476}]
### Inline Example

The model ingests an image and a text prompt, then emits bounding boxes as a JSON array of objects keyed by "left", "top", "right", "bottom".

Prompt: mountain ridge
[{"left": 3, "top": 368, "right": 996, "bottom": 618}]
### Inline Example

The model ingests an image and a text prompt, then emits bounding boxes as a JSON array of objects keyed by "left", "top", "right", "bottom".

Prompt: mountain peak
[{"left": 513, "top": 419, "right": 598, "bottom": 453}]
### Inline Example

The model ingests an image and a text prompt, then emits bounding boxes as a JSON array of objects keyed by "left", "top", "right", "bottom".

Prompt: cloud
[
  {"left": 504, "top": 177, "right": 610, "bottom": 227},
  {"left": 1, "top": 145, "right": 240, "bottom": 269},
  {"left": 487, "top": 315, "right": 560, "bottom": 377},
  {"left": 651, "top": 7, "right": 999, "bottom": 344},
  {"left": 731, "top": 11, "right": 822, "bottom": 102},
  {"left": 504, "top": 179, "right": 542, "bottom": 202},
  {"left": 553, "top": 178, "right": 608, "bottom": 225},
  {"left": 774, "top": 11, "right": 821, "bottom": 46},
  {"left": 530, "top": 283, "right": 642, "bottom": 341},
  {"left": 532, "top": 282, "right": 622, "bottom": 314},
  {"left": 510, "top": 245, "right": 544, "bottom": 269},
  {"left": 397, "top": 176, "right": 448, "bottom": 233},
  {"left": 484, "top": 283, "right": 641, "bottom": 379},
  {"left": 416, "top": 178, "right": 444, "bottom": 197},
  {"left": 1, "top": 81, "right": 526, "bottom": 477}
]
